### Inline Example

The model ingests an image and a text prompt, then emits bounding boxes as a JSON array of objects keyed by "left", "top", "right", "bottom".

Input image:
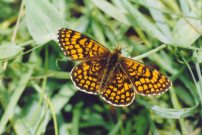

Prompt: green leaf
[
  {"left": 25, "top": 0, "right": 66, "bottom": 44},
  {"left": 137, "top": 99, "right": 199, "bottom": 119},
  {"left": 172, "top": 13, "right": 202, "bottom": 46},
  {"left": 0, "top": 43, "right": 23, "bottom": 61}
]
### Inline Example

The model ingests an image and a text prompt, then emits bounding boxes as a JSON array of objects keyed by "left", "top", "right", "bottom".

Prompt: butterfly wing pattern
[
  {"left": 121, "top": 57, "right": 171, "bottom": 95},
  {"left": 101, "top": 65, "right": 135, "bottom": 106},
  {"left": 57, "top": 28, "right": 172, "bottom": 107},
  {"left": 58, "top": 28, "right": 110, "bottom": 60},
  {"left": 71, "top": 59, "right": 107, "bottom": 94}
]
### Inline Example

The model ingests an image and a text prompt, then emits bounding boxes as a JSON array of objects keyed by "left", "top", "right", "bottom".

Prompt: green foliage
[{"left": 0, "top": 0, "right": 202, "bottom": 134}]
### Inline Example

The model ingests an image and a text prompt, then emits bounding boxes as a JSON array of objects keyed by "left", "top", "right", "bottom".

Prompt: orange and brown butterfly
[{"left": 57, "top": 28, "right": 172, "bottom": 107}]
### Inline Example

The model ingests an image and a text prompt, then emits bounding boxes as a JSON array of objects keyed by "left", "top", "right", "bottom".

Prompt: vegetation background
[{"left": 0, "top": 0, "right": 202, "bottom": 134}]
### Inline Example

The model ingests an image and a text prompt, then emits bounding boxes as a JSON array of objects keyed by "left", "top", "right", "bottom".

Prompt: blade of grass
[
  {"left": 91, "top": 0, "right": 129, "bottom": 25},
  {"left": 145, "top": 0, "right": 172, "bottom": 40},
  {"left": 132, "top": 44, "right": 167, "bottom": 60},
  {"left": 0, "top": 66, "right": 33, "bottom": 134},
  {"left": 108, "top": 118, "right": 122, "bottom": 135},
  {"left": 179, "top": 0, "right": 190, "bottom": 15},
  {"left": 169, "top": 87, "right": 187, "bottom": 135},
  {"left": 122, "top": 0, "right": 170, "bottom": 44},
  {"left": 71, "top": 103, "right": 82, "bottom": 135}
]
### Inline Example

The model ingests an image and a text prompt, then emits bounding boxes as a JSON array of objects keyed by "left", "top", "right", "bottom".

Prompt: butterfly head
[{"left": 113, "top": 47, "right": 122, "bottom": 54}]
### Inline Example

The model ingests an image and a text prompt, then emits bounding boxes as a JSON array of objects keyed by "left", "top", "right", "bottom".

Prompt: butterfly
[{"left": 57, "top": 28, "right": 172, "bottom": 107}]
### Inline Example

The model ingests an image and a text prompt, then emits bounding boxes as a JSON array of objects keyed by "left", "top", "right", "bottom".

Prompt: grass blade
[{"left": 0, "top": 66, "right": 33, "bottom": 134}]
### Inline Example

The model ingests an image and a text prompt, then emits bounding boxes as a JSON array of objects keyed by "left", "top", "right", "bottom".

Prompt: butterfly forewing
[
  {"left": 101, "top": 64, "right": 135, "bottom": 106},
  {"left": 71, "top": 59, "right": 107, "bottom": 94},
  {"left": 57, "top": 28, "right": 110, "bottom": 60},
  {"left": 121, "top": 57, "right": 171, "bottom": 95}
]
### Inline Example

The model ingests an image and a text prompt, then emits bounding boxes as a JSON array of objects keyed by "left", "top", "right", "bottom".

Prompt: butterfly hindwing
[
  {"left": 71, "top": 59, "right": 107, "bottom": 94},
  {"left": 101, "top": 64, "right": 135, "bottom": 106},
  {"left": 57, "top": 28, "right": 110, "bottom": 60},
  {"left": 121, "top": 57, "right": 171, "bottom": 95}
]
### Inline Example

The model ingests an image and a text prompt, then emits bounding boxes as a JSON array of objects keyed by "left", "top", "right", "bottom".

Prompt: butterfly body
[
  {"left": 57, "top": 28, "right": 172, "bottom": 107},
  {"left": 99, "top": 48, "right": 122, "bottom": 92}
]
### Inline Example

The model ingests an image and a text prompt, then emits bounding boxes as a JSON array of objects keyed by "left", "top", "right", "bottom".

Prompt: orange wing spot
[
  {"left": 151, "top": 88, "right": 155, "bottom": 92},
  {"left": 157, "top": 83, "right": 161, "bottom": 87},
  {"left": 126, "top": 97, "right": 131, "bottom": 101},
  {"left": 69, "top": 45, "right": 73, "bottom": 49},
  {"left": 151, "top": 79, "right": 155, "bottom": 83},
  {"left": 113, "top": 87, "right": 117, "bottom": 91},
  {"left": 138, "top": 66, "right": 143, "bottom": 73},
  {"left": 121, "top": 88, "right": 124, "bottom": 93},
  {"left": 140, "top": 78, "right": 145, "bottom": 83},
  {"left": 109, "top": 97, "right": 114, "bottom": 100},
  {"left": 86, "top": 80, "right": 90, "bottom": 85},
  {"left": 73, "top": 34, "right": 81, "bottom": 39},
  {"left": 154, "top": 84, "right": 158, "bottom": 89},
  {"left": 72, "top": 54, "right": 79, "bottom": 59},
  {"left": 89, "top": 76, "right": 93, "bottom": 80},
  {"left": 121, "top": 94, "right": 125, "bottom": 99},
  {"left": 145, "top": 69, "right": 150, "bottom": 77},
  {"left": 126, "top": 92, "right": 130, "bottom": 97},
  {"left": 116, "top": 96, "right": 120, "bottom": 100},
  {"left": 77, "top": 49, "right": 83, "bottom": 53},
  {"left": 159, "top": 79, "right": 163, "bottom": 83},
  {"left": 138, "top": 86, "right": 143, "bottom": 91},
  {"left": 83, "top": 65, "right": 90, "bottom": 71},
  {"left": 135, "top": 81, "right": 141, "bottom": 86},
  {"left": 71, "top": 41, "right": 76, "bottom": 44},
  {"left": 79, "top": 38, "right": 87, "bottom": 44},
  {"left": 71, "top": 50, "right": 76, "bottom": 54},
  {"left": 65, "top": 34, "right": 70, "bottom": 37},
  {"left": 106, "top": 90, "right": 111, "bottom": 94},
  {"left": 145, "top": 78, "right": 150, "bottom": 83},
  {"left": 73, "top": 72, "right": 77, "bottom": 76},
  {"left": 91, "top": 83, "right": 95, "bottom": 87},
  {"left": 118, "top": 84, "right": 122, "bottom": 87},
  {"left": 87, "top": 42, "right": 93, "bottom": 48},
  {"left": 111, "top": 92, "right": 116, "bottom": 97},
  {"left": 149, "top": 84, "right": 153, "bottom": 88},
  {"left": 143, "top": 84, "right": 148, "bottom": 90},
  {"left": 124, "top": 83, "right": 129, "bottom": 90},
  {"left": 80, "top": 79, "right": 85, "bottom": 84},
  {"left": 84, "top": 84, "right": 88, "bottom": 89},
  {"left": 78, "top": 75, "right": 82, "bottom": 79}
]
